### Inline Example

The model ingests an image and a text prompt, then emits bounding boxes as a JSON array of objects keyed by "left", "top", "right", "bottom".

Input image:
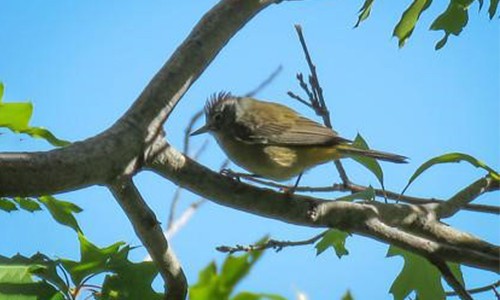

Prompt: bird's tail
[{"left": 337, "top": 144, "right": 408, "bottom": 164}]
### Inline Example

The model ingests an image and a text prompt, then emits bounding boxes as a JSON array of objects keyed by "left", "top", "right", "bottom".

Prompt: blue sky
[{"left": 1, "top": 1, "right": 498, "bottom": 299}]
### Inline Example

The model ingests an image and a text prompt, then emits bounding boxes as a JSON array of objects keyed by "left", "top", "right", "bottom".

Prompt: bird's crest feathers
[{"left": 205, "top": 91, "right": 234, "bottom": 116}]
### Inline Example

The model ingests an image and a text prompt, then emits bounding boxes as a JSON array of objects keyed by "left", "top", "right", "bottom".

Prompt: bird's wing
[{"left": 234, "top": 99, "right": 350, "bottom": 146}]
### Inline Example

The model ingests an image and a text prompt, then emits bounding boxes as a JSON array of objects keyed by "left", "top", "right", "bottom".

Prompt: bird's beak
[{"left": 190, "top": 124, "right": 210, "bottom": 136}]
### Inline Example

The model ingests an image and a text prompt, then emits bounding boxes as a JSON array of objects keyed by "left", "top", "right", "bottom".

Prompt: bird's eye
[{"left": 213, "top": 113, "right": 222, "bottom": 122}]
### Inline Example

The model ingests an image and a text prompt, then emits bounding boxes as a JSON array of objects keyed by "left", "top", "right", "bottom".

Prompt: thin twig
[
  {"left": 216, "top": 230, "right": 328, "bottom": 254},
  {"left": 183, "top": 110, "right": 204, "bottom": 155},
  {"left": 166, "top": 198, "right": 206, "bottom": 239},
  {"left": 446, "top": 280, "right": 500, "bottom": 298},
  {"left": 228, "top": 174, "right": 499, "bottom": 215},
  {"left": 291, "top": 24, "right": 350, "bottom": 186},
  {"left": 168, "top": 111, "right": 209, "bottom": 230},
  {"left": 430, "top": 259, "right": 472, "bottom": 300},
  {"left": 333, "top": 182, "right": 500, "bottom": 216},
  {"left": 245, "top": 65, "right": 283, "bottom": 97}
]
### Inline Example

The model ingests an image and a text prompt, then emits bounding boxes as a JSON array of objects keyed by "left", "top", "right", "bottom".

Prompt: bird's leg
[{"left": 283, "top": 172, "right": 303, "bottom": 196}]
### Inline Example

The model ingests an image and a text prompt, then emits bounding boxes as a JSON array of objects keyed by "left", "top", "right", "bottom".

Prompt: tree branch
[
  {"left": 446, "top": 280, "right": 500, "bottom": 298},
  {"left": 430, "top": 259, "right": 471, "bottom": 300},
  {"left": 109, "top": 177, "right": 187, "bottom": 300},
  {"left": 144, "top": 139, "right": 499, "bottom": 273},
  {"left": 290, "top": 24, "right": 350, "bottom": 186},
  {"left": 435, "top": 176, "right": 500, "bottom": 218},
  {"left": 216, "top": 230, "right": 327, "bottom": 254},
  {"left": 0, "top": 0, "right": 279, "bottom": 197},
  {"left": 222, "top": 175, "right": 500, "bottom": 215}
]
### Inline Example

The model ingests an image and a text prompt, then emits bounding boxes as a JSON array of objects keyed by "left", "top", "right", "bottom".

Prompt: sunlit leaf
[
  {"left": 0, "top": 102, "right": 32, "bottom": 130},
  {"left": 402, "top": 152, "right": 500, "bottom": 195},
  {"left": 315, "top": 229, "right": 349, "bottom": 258},
  {"left": 20, "top": 127, "right": 71, "bottom": 147},
  {"left": 0, "top": 254, "right": 66, "bottom": 300},
  {"left": 232, "top": 292, "right": 287, "bottom": 300},
  {"left": 393, "top": 0, "right": 432, "bottom": 47},
  {"left": 0, "top": 83, "right": 69, "bottom": 147},
  {"left": 387, "top": 246, "right": 463, "bottom": 300},
  {"left": 355, "top": 0, "right": 375, "bottom": 27},
  {"left": 38, "top": 196, "right": 82, "bottom": 232}
]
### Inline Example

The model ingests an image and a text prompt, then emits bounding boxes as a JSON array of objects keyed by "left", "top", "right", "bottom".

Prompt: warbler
[{"left": 191, "top": 92, "right": 407, "bottom": 181}]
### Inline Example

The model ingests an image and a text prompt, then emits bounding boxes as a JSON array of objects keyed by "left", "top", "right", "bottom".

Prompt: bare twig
[
  {"left": 290, "top": 24, "right": 350, "bottom": 186},
  {"left": 228, "top": 174, "right": 499, "bottom": 215},
  {"left": 166, "top": 199, "right": 206, "bottom": 239},
  {"left": 430, "top": 259, "right": 471, "bottom": 300},
  {"left": 216, "top": 230, "right": 327, "bottom": 254},
  {"left": 332, "top": 182, "right": 500, "bottom": 216},
  {"left": 168, "top": 111, "right": 209, "bottom": 231},
  {"left": 166, "top": 158, "right": 229, "bottom": 239},
  {"left": 245, "top": 65, "right": 283, "bottom": 97},
  {"left": 183, "top": 110, "right": 204, "bottom": 155},
  {"left": 446, "top": 280, "right": 500, "bottom": 298}
]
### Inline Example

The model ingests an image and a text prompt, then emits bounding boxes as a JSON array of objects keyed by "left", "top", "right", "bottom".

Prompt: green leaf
[
  {"left": 38, "top": 196, "right": 82, "bottom": 232},
  {"left": 14, "top": 197, "right": 42, "bottom": 212},
  {"left": 350, "top": 134, "right": 385, "bottom": 190},
  {"left": 0, "top": 254, "right": 66, "bottom": 300},
  {"left": 101, "top": 248, "right": 162, "bottom": 300},
  {"left": 232, "top": 292, "right": 287, "bottom": 300},
  {"left": 430, "top": 0, "right": 473, "bottom": 49},
  {"left": 341, "top": 290, "right": 354, "bottom": 300},
  {"left": 0, "top": 83, "right": 70, "bottom": 147},
  {"left": 0, "top": 198, "right": 18, "bottom": 212},
  {"left": 448, "top": 263, "right": 464, "bottom": 286},
  {"left": 0, "top": 102, "right": 33, "bottom": 130},
  {"left": 315, "top": 229, "right": 349, "bottom": 258},
  {"left": 402, "top": 152, "right": 500, "bottom": 195},
  {"left": 190, "top": 262, "right": 222, "bottom": 300},
  {"left": 336, "top": 187, "right": 376, "bottom": 202},
  {"left": 190, "top": 237, "right": 275, "bottom": 300},
  {"left": 489, "top": 0, "right": 499, "bottom": 18},
  {"left": 393, "top": 0, "right": 432, "bottom": 47},
  {"left": 61, "top": 233, "right": 125, "bottom": 286},
  {"left": 387, "top": 246, "right": 453, "bottom": 300},
  {"left": 220, "top": 248, "right": 264, "bottom": 291},
  {"left": 20, "top": 127, "right": 71, "bottom": 147},
  {"left": 355, "top": 0, "right": 375, "bottom": 27}
]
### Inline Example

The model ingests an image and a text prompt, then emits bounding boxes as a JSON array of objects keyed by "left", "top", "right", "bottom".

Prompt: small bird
[{"left": 191, "top": 92, "right": 407, "bottom": 181}]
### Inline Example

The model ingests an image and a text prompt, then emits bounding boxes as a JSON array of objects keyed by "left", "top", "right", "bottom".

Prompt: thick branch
[
  {"left": 0, "top": 0, "right": 278, "bottom": 197},
  {"left": 435, "top": 176, "right": 500, "bottom": 218},
  {"left": 109, "top": 177, "right": 187, "bottom": 300},
  {"left": 145, "top": 139, "right": 499, "bottom": 273}
]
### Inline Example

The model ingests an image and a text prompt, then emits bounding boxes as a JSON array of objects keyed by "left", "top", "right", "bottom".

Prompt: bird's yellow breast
[{"left": 212, "top": 132, "right": 342, "bottom": 181}]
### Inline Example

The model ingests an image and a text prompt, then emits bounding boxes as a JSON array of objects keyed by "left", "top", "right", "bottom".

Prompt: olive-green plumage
[{"left": 191, "top": 93, "right": 407, "bottom": 181}]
